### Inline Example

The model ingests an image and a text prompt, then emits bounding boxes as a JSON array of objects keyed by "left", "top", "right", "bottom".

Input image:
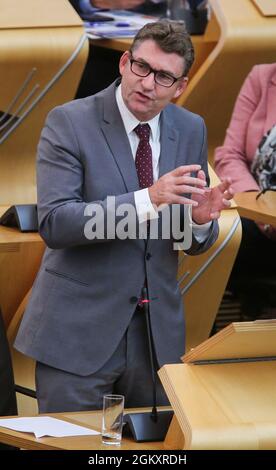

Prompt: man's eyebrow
[{"left": 133, "top": 56, "right": 177, "bottom": 78}]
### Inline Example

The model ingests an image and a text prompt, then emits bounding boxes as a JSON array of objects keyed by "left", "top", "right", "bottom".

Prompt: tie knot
[{"left": 134, "top": 123, "right": 151, "bottom": 142}]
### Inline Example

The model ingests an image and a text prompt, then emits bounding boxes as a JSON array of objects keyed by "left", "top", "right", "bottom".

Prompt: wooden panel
[
  {"left": 0, "top": 0, "right": 82, "bottom": 29},
  {"left": 184, "top": 320, "right": 276, "bottom": 362},
  {"left": 160, "top": 359, "right": 276, "bottom": 449},
  {"left": 233, "top": 191, "right": 276, "bottom": 225},
  {"left": 251, "top": 0, "right": 276, "bottom": 16},
  {"left": 160, "top": 323, "right": 276, "bottom": 449}
]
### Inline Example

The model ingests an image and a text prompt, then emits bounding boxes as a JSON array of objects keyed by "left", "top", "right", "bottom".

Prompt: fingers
[
  {"left": 218, "top": 177, "right": 233, "bottom": 193},
  {"left": 174, "top": 175, "right": 207, "bottom": 187},
  {"left": 173, "top": 184, "right": 206, "bottom": 195},
  {"left": 197, "top": 169, "right": 207, "bottom": 182},
  {"left": 215, "top": 178, "right": 234, "bottom": 203},
  {"left": 222, "top": 198, "right": 232, "bottom": 207},
  {"left": 173, "top": 165, "right": 201, "bottom": 176},
  {"left": 223, "top": 184, "right": 234, "bottom": 199},
  {"left": 159, "top": 192, "right": 199, "bottom": 206}
]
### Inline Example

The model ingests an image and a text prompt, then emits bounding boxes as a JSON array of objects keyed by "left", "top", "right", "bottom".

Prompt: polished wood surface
[
  {"left": 160, "top": 321, "right": 276, "bottom": 450},
  {"left": 89, "top": 37, "right": 131, "bottom": 52},
  {"left": 184, "top": 320, "right": 276, "bottom": 362},
  {"left": 0, "top": 0, "right": 82, "bottom": 29},
  {"left": 233, "top": 191, "right": 276, "bottom": 225},
  {"left": 0, "top": 408, "right": 172, "bottom": 450},
  {"left": 251, "top": 0, "right": 276, "bottom": 16}
]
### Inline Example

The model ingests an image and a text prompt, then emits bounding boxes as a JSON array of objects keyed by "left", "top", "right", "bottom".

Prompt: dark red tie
[{"left": 134, "top": 124, "right": 153, "bottom": 189}]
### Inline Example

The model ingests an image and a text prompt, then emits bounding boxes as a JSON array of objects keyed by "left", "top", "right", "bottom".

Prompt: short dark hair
[{"left": 130, "top": 20, "right": 194, "bottom": 76}]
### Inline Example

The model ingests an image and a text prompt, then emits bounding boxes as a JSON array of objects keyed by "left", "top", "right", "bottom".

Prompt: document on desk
[
  {"left": 0, "top": 416, "right": 100, "bottom": 439},
  {"left": 84, "top": 9, "right": 156, "bottom": 38}
]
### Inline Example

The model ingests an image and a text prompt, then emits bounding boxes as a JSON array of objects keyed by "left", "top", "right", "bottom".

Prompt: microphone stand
[
  {"left": 123, "top": 286, "right": 173, "bottom": 442},
  {"left": 141, "top": 286, "right": 158, "bottom": 423}
]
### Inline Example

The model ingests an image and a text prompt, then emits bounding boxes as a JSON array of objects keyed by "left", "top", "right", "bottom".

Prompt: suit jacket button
[
  {"left": 130, "top": 296, "right": 138, "bottom": 304},
  {"left": 146, "top": 253, "right": 152, "bottom": 260}
]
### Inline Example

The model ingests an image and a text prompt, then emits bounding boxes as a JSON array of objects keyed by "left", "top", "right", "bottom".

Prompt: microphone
[{"left": 123, "top": 286, "right": 173, "bottom": 442}]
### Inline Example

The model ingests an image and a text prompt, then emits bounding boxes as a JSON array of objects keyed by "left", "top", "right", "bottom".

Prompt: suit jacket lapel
[
  {"left": 100, "top": 82, "right": 140, "bottom": 193},
  {"left": 99, "top": 84, "right": 180, "bottom": 191},
  {"left": 158, "top": 109, "right": 179, "bottom": 178}
]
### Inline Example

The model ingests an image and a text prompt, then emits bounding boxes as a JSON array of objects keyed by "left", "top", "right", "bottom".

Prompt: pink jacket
[{"left": 214, "top": 63, "right": 276, "bottom": 193}]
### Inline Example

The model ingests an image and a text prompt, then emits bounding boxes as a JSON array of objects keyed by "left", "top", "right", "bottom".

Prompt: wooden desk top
[
  {"left": 0, "top": 206, "right": 43, "bottom": 250},
  {"left": 233, "top": 191, "right": 276, "bottom": 226},
  {"left": 0, "top": 409, "right": 172, "bottom": 450}
]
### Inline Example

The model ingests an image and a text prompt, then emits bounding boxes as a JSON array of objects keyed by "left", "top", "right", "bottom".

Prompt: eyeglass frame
[{"left": 128, "top": 53, "right": 186, "bottom": 88}]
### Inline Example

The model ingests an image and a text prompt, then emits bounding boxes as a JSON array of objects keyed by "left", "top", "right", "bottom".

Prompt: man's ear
[
  {"left": 119, "top": 51, "right": 130, "bottom": 75},
  {"left": 173, "top": 77, "right": 188, "bottom": 99}
]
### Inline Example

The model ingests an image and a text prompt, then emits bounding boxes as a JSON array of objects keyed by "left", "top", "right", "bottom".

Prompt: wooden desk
[
  {"left": 233, "top": 191, "right": 276, "bottom": 225},
  {"left": 0, "top": 206, "right": 42, "bottom": 253},
  {"left": 0, "top": 409, "right": 173, "bottom": 450}
]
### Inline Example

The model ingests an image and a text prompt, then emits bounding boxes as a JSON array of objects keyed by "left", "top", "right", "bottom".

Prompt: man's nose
[{"left": 141, "top": 72, "right": 155, "bottom": 89}]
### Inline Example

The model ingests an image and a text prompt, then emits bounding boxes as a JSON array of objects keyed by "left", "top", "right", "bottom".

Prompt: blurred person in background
[{"left": 215, "top": 63, "right": 276, "bottom": 319}]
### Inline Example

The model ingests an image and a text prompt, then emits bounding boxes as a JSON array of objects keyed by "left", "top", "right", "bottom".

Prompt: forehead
[{"left": 132, "top": 39, "right": 185, "bottom": 76}]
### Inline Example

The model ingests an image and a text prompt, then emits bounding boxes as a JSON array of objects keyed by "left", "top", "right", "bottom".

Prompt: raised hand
[
  {"left": 192, "top": 170, "right": 233, "bottom": 224},
  {"left": 149, "top": 165, "right": 206, "bottom": 207}
]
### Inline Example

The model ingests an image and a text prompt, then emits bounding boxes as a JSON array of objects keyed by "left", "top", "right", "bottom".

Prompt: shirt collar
[{"left": 116, "top": 85, "right": 160, "bottom": 142}]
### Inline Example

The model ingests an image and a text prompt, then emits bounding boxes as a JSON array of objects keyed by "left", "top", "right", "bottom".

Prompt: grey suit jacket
[{"left": 15, "top": 81, "right": 218, "bottom": 375}]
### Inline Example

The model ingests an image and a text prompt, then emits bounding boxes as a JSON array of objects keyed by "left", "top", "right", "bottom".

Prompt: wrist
[
  {"left": 148, "top": 186, "right": 158, "bottom": 206},
  {"left": 192, "top": 209, "right": 208, "bottom": 225}
]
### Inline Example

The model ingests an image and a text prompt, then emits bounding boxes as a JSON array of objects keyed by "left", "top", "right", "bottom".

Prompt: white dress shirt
[{"left": 115, "top": 85, "right": 211, "bottom": 242}]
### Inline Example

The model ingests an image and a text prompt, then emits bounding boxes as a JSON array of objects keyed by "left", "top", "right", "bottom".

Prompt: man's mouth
[{"left": 135, "top": 91, "right": 154, "bottom": 102}]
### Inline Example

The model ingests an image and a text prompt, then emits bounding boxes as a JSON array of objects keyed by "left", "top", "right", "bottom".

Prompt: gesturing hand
[
  {"left": 192, "top": 171, "right": 233, "bottom": 224},
  {"left": 148, "top": 165, "right": 206, "bottom": 208}
]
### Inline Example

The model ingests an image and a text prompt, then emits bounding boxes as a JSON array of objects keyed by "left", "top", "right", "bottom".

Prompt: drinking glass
[{"left": 101, "top": 394, "right": 125, "bottom": 446}]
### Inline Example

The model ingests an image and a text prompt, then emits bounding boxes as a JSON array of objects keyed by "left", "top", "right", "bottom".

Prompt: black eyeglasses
[{"left": 129, "top": 55, "right": 184, "bottom": 88}]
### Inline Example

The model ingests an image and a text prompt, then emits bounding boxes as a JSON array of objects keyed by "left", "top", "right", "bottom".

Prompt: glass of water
[{"left": 101, "top": 394, "right": 125, "bottom": 446}]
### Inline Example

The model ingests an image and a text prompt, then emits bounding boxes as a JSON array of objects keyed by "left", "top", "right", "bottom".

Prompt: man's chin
[{"left": 129, "top": 102, "right": 155, "bottom": 121}]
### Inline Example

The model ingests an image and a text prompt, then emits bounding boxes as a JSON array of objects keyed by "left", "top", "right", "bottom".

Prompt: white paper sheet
[{"left": 0, "top": 416, "right": 100, "bottom": 439}]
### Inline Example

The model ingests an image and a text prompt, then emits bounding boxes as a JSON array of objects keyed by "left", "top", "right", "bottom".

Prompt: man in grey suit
[{"left": 15, "top": 20, "right": 232, "bottom": 413}]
